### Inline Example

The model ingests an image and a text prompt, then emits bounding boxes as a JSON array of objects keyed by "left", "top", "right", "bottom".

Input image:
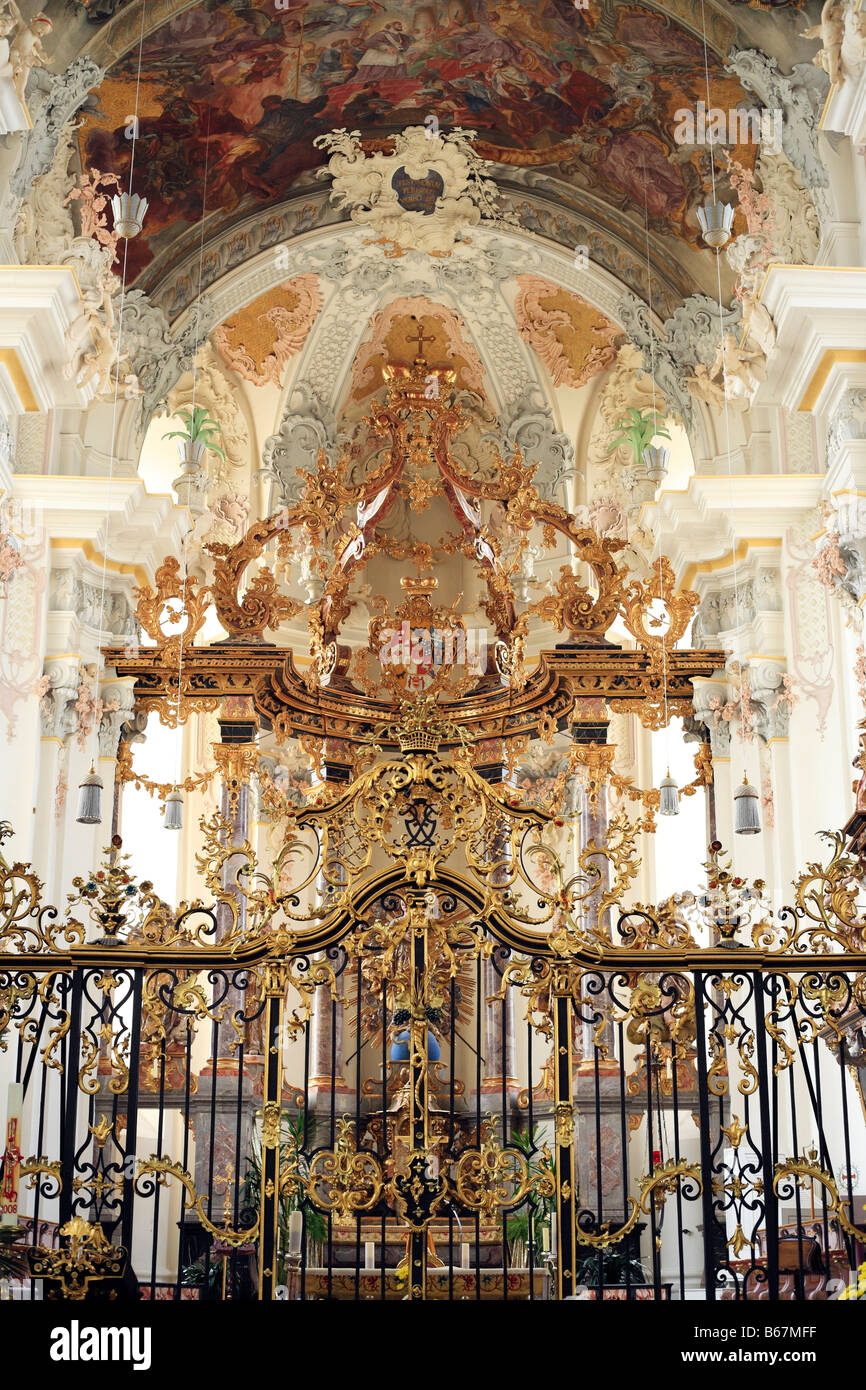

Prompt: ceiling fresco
[{"left": 78, "top": 0, "right": 759, "bottom": 281}]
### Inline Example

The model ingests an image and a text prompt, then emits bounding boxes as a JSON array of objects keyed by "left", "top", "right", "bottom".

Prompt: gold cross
[{"left": 406, "top": 322, "right": 436, "bottom": 358}]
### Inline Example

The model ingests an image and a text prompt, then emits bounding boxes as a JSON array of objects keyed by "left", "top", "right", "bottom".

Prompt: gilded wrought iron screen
[{"left": 2, "top": 720, "right": 866, "bottom": 1302}]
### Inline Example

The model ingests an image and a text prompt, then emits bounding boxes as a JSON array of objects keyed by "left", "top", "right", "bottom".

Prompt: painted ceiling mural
[{"left": 79, "top": 0, "right": 758, "bottom": 280}]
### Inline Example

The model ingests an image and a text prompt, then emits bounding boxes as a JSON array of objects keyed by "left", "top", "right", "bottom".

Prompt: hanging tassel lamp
[
  {"left": 643, "top": 444, "right": 670, "bottom": 485},
  {"left": 733, "top": 773, "right": 761, "bottom": 835},
  {"left": 696, "top": 199, "right": 734, "bottom": 250},
  {"left": 163, "top": 787, "right": 184, "bottom": 831},
  {"left": 110, "top": 191, "right": 149, "bottom": 239},
  {"left": 658, "top": 769, "right": 680, "bottom": 816},
  {"left": 76, "top": 764, "right": 104, "bottom": 825}
]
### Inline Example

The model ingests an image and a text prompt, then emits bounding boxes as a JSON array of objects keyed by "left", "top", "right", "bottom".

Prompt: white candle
[
  {"left": 1, "top": 1083, "right": 22, "bottom": 1228},
  {"left": 460, "top": 1242, "right": 470, "bottom": 1269},
  {"left": 364, "top": 1240, "right": 375, "bottom": 1269},
  {"left": 287, "top": 1209, "right": 303, "bottom": 1257}
]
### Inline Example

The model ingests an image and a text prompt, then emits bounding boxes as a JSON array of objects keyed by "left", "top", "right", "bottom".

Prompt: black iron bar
[
  {"left": 785, "top": 1009, "right": 805, "bottom": 1299},
  {"left": 18, "top": 997, "right": 47, "bottom": 1097},
  {"left": 120, "top": 967, "right": 143, "bottom": 1256},
  {"left": 203, "top": 1009, "right": 220, "bottom": 1304},
  {"left": 380, "top": 968, "right": 387, "bottom": 1304},
  {"left": 501, "top": 957, "right": 508, "bottom": 1303},
  {"left": 838, "top": 1035, "right": 857, "bottom": 1276},
  {"left": 148, "top": 1038, "right": 166, "bottom": 1300},
  {"left": 644, "top": 1034, "right": 661, "bottom": 1299},
  {"left": 752, "top": 972, "right": 779, "bottom": 1302},
  {"left": 58, "top": 970, "right": 83, "bottom": 1228},
  {"left": 355, "top": 960, "right": 362, "bottom": 1301},
  {"left": 30, "top": 1001, "right": 50, "bottom": 1298},
  {"left": 175, "top": 1009, "right": 195, "bottom": 1301},
  {"left": 693, "top": 973, "right": 716, "bottom": 1301},
  {"left": 527, "top": 1013, "right": 535, "bottom": 1302},
  {"left": 594, "top": 1040, "right": 604, "bottom": 1296},
  {"left": 474, "top": 948, "right": 482, "bottom": 1301},
  {"left": 670, "top": 1035, "right": 686, "bottom": 1301},
  {"left": 812, "top": 1035, "right": 832, "bottom": 1288}
]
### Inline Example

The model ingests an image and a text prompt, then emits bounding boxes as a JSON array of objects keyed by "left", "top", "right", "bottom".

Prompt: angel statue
[
  {"left": 9, "top": 7, "right": 52, "bottom": 103},
  {"left": 801, "top": 0, "right": 845, "bottom": 87},
  {"left": 63, "top": 284, "right": 137, "bottom": 399},
  {"left": 709, "top": 332, "right": 765, "bottom": 402}
]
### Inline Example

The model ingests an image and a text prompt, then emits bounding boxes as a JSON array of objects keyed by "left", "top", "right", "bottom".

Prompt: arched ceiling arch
[
  {"left": 121, "top": 213, "right": 731, "bottom": 484},
  {"left": 158, "top": 220, "right": 654, "bottom": 500},
  {"left": 44, "top": 0, "right": 822, "bottom": 307}
]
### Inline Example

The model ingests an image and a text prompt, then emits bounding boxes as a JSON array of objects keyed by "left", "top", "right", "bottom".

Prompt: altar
[{"left": 299, "top": 1269, "right": 549, "bottom": 1301}]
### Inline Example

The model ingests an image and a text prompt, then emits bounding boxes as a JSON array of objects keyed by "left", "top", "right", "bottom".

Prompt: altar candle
[
  {"left": 460, "top": 1242, "right": 470, "bottom": 1269},
  {"left": 1, "top": 1083, "right": 22, "bottom": 1228},
  {"left": 287, "top": 1209, "right": 303, "bottom": 1257},
  {"left": 365, "top": 1240, "right": 375, "bottom": 1269}
]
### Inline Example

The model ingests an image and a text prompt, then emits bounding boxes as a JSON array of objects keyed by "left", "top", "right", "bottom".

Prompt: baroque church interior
[{"left": 2, "top": 0, "right": 866, "bottom": 1312}]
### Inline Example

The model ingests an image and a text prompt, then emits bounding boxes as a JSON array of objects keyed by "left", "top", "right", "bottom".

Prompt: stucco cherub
[
  {"left": 710, "top": 332, "right": 765, "bottom": 402},
  {"left": 9, "top": 8, "right": 52, "bottom": 103},
  {"left": 801, "top": 0, "right": 845, "bottom": 87},
  {"left": 64, "top": 284, "right": 136, "bottom": 399}
]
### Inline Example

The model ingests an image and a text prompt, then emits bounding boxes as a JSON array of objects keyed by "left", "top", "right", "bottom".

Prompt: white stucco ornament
[{"left": 313, "top": 125, "right": 509, "bottom": 257}]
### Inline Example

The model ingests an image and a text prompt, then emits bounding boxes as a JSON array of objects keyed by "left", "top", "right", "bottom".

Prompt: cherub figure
[
  {"left": 738, "top": 285, "right": 777, "bottom": 357},
  {"left": 0, "top": 0, "right": 22, "bottom": 87},
  {"left": 685, "top": 362, "right": 739, "bottom": 413},
  {"left": 9, "top": 9, "right": 52, "bottom": 103},
  {"left": 710, "top": 332, "right": 766, "bottom": 402},
  {"left": 63, "top": 284, "right": 136, "bottom": 398},
  {"left": 801, "top": 0, "right": 845, "bottom": 86}
]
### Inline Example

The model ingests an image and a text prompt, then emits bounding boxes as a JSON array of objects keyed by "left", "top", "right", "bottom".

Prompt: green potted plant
[
  {"left": 573, "top": 1245, "right": 650, "bottom": 1295},
  {"left": 162, "top": 405, "right": 226, "bottom": 471},
  {"left": 240, "top": 1110, "right": 327, "bottom": 1285},
  {"left": 606, "top": 407, "right": 670, "bottom": 468},
  {"left": 505, "top": 1127, "right": 556, "bottom": 1266}
]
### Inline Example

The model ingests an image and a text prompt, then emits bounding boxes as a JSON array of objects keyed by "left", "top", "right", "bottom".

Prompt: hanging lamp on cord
[
  {"left": 76, "top": 763, "right": 104, "bottom": 824},
  {"left": 643, "top": 443, "right": 670, "bottom": 485},
  {"left": 659, "top": 769, "right": 680, "bottom": 817},
  {"left": 696, "top": 198, "right": 734, "bottom": 251},
  {"left": 110, "top": 15, "right": 148, "bottom": 240},
  {"left": 695, "top": 7, "right": 734, "bottom": 251},
  {"left": 110, "top": 191, "right": 148, "bottom": 240},
  {"left": 163, "top": 119, "right": 213, "bottom": 833},
  {"left": 77, "top": 7, "right": 148, "bottom": 829},
  {"left": 637, "top": 160, "right": 680, "bottom": 818},
  {"left": 698, "top": 0, "right": 759, "bottom": 835},
  {"left": 163, "top": 787, "right": 184, "bottom": 831},
  {"left": 734, "top": 772, "right": 761, "bottom": 834}
]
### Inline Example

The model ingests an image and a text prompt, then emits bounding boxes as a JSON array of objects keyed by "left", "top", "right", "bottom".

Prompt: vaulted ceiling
[{"left": 50, "top": 0, "right": 818, "bottom": 304}]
